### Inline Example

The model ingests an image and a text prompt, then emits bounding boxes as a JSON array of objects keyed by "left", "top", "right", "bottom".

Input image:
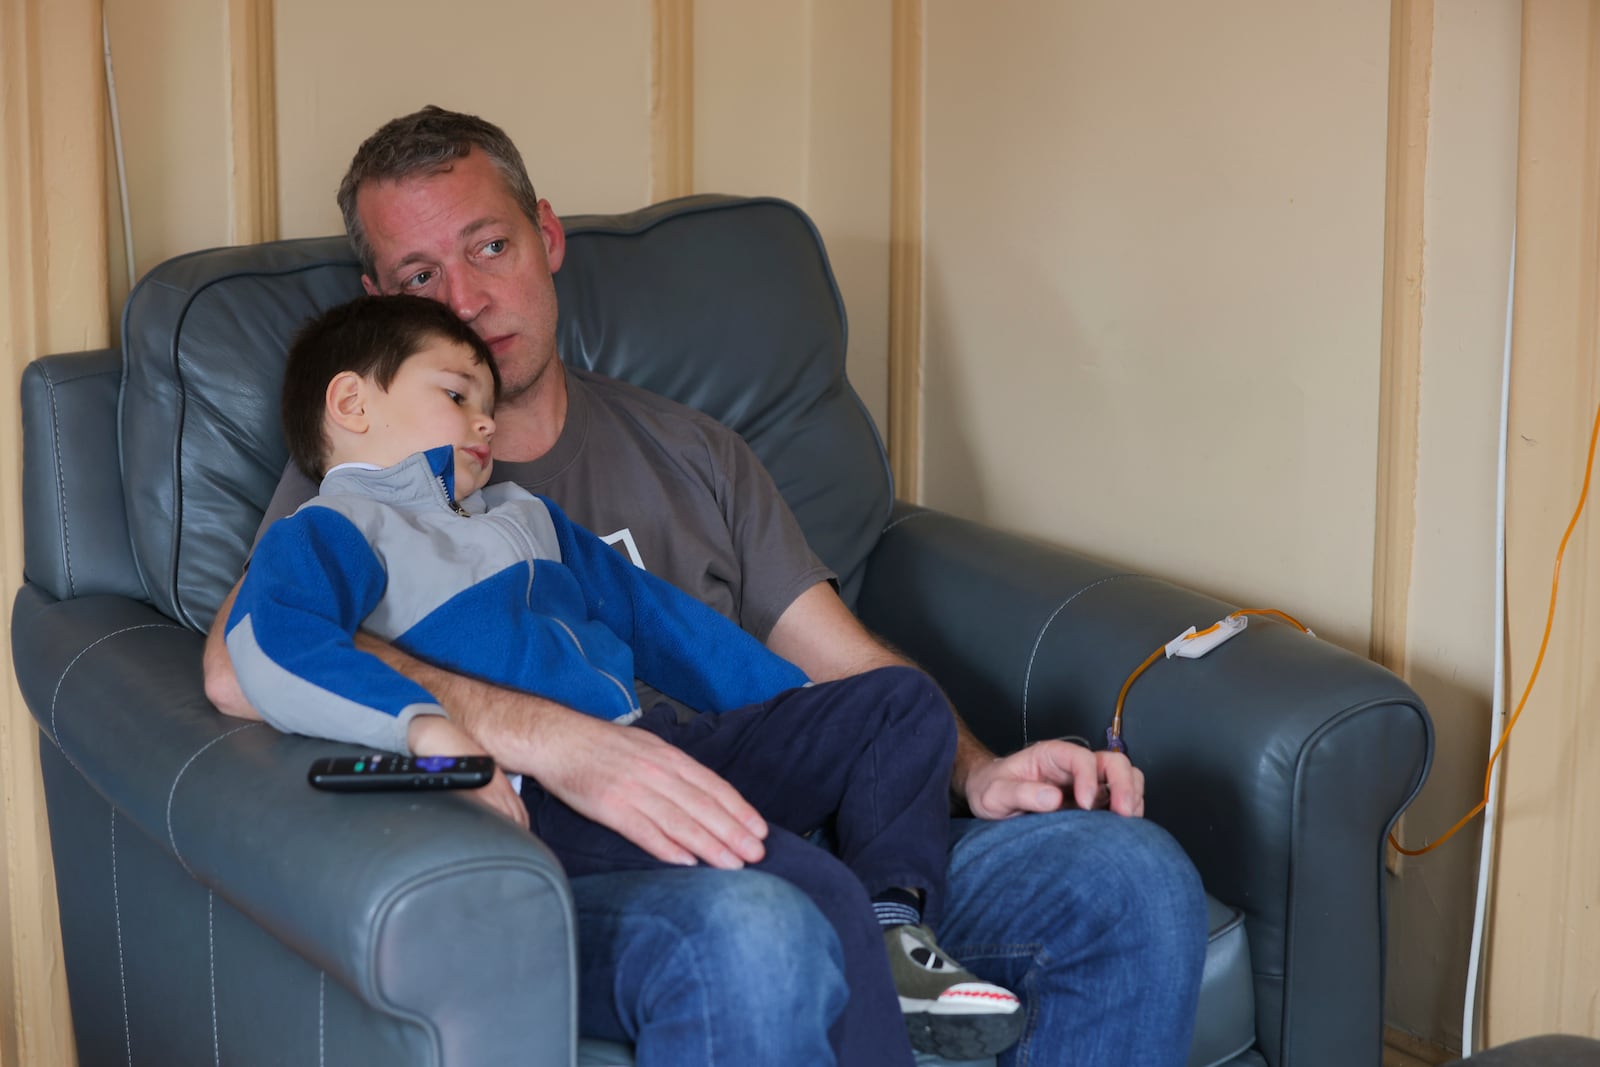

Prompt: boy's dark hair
[
  {"left": 337, "top": 106, "right": 541, "bottom": 280},
  {"left": 281, "top": 294, "right": 500, "bottom": 480}
]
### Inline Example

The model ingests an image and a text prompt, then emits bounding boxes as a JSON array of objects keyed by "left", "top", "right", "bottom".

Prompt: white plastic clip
[{"left": 1165, "top": 615, "right": 1248, "bottom": 659}]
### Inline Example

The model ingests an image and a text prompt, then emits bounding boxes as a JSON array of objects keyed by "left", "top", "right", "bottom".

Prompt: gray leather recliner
[{"left": 13, "top": 195, "right": 1431, "bottom": 1066}]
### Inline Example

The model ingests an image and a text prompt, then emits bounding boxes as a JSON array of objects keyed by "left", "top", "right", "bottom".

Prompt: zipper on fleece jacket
[{"left": 454, "top": 482, "right": 642, "bottom": 722}]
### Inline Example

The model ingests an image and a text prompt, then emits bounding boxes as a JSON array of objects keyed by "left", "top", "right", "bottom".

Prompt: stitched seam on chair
[
  {"left": 209, "top": 891, "right": 219, "bottom": 1066},
  {"left": 879, "top": 509, "right": 937, "bottom": 537},
  {"left": 41, "top": 366, "right": 76, "bottom": 597},
  {"left": 111, "top": 811, "right": 133, "bottom": 1066},
  {"left": 49, "top": 623, "right": 184, "bottom": 758},
  {"left": 1019, "top": 575, "right": 1128, "bottom": 746},
  {"left": 167, "top": 723, "right": 263, "bottom": 877},
  {"left": 319, "top": 973, "right": 326, "bottom": 1067}
]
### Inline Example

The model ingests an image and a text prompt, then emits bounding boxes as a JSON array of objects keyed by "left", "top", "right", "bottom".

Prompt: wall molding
[
  {"left": 227, "top": 0, "right": 278, "bottom": 244},
  {"left": 1371, "top": 0, "right": 1433, "bottom": 683},
  {"left": 1484, "top": 0, "right": 1600, "bottom": 1043},
  {"left": 888, "top": 0, "right": 923, "bottom": 502},
  {"left": 650, "top": 0, "right": 694, "bottom": 203},
  {"left": 0, "top": 3, "right": 107, "bottom": 1063}
]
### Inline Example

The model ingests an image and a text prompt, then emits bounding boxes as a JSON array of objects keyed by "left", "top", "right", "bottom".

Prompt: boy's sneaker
[{"left": 884, "top": 923, "right": 1024, "bottom": 1059}]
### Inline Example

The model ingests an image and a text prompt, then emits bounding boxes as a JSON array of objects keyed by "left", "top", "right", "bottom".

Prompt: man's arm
[
  {"left": 359, "top": 638, "right": 769, "bottom": 869},
  {"left": 204, "top": 572, "right": 767, "bottom": 869},
  {"left": 765, "top": 582, "right": 1145, "bottom": 819}
]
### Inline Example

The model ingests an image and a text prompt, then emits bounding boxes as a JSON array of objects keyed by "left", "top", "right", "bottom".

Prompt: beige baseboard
[{"left": 1384, "top": 1025, "right": 1458, "bottom": 1066}]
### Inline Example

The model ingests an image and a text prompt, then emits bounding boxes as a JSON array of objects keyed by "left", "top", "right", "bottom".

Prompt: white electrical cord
[
  {"left": 103, "top": 10, "right": 135, "bottom": 287},
  {"left": 1462, "top": 225, "right": 1515, "bottom": 1056}
]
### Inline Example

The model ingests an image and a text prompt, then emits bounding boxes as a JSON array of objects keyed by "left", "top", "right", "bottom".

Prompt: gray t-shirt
[{"left": 259, "top": 365, "right": 834, "bottom": 644}]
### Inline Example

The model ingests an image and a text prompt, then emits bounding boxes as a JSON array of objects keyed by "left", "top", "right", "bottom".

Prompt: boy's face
[{"left": 357, "top": 337, "right": 497, "bottom": 497}]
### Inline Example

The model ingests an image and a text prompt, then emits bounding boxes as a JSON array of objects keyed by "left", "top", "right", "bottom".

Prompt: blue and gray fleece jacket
[{"left": 225, "top": 446, "right": 809, "bottom": 754}]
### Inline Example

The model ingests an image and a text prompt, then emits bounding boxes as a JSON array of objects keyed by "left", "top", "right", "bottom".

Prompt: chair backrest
[{"left": 114, "top": 194, "right": 892, "bottom": 631}]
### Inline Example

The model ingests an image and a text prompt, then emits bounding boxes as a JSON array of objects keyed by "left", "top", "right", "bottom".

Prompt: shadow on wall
[
  {"left": 824, "top": 231, "right": 892, "bottom": 435},
  {"left": 1384, "top": 660, "right": 1492, "bottom": 1053},
  {"left": 917, "top": 257, "right": 1008, "bottom": 524}
]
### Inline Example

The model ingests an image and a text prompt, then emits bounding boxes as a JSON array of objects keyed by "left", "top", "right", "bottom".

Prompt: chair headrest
[{"left": 119, "top": 195, "right": 891, "bottom": 631}]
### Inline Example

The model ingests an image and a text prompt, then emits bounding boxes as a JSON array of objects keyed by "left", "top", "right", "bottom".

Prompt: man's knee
[{"left": 950, "top": 811, "right": 1206, "bottom": 950}]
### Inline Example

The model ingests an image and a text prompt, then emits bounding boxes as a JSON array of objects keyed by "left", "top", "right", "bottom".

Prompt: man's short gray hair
[{"left": 337, "top": 106, "right": 541, "bottom": 280}]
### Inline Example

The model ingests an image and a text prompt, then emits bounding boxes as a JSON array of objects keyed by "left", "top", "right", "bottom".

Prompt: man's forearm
[
  {"left": 765, "top": 582, "right": 999, "bottom": 793},
  {"left": 356, "top": 633, "right": 567, "bottom": 776}
]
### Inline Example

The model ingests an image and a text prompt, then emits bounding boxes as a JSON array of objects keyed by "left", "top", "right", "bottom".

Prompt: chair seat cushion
[
  {"left": 1449, "top": 1035, "right": 1600, "bottom": 1066},
  {"left": 1192, "top": 895, "right": 1256, "bottom": 1067}
]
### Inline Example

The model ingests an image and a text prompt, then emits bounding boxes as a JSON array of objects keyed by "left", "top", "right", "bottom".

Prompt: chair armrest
[
  {"left": 859, "top": 504, "right": 1432, "bottom": 1067},
  {"left": 13, "top": 585, "right": 577, "bottom": 1064},
  {"left": 21, "top": 350, "right": 144, "bottom": 603}
]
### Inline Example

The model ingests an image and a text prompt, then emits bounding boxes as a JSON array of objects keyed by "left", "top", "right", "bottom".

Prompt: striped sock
[{"left": 872, "top": 887, "right": 923, "bottom": 929}]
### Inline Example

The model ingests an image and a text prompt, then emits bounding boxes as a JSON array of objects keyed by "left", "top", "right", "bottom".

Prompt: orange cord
[
  {"left": 1111, "top": 609, "right": 1313, "bottom": 740},
  {"left": 1389, "top": 395, "right": 1600, "bottom": 857}
]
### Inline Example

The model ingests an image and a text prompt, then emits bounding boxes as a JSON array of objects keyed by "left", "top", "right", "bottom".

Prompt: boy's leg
[
  {"left": 645, "top": 667, "right": 1023, "bottom": 1059},
  {"left": 646, "top": 665, "right": 957, "bottom": 920}
]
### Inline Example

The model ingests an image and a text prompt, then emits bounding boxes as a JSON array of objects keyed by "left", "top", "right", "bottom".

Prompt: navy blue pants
[{"left": 519, "top": 665, "right": 957, "bottom": 1067}]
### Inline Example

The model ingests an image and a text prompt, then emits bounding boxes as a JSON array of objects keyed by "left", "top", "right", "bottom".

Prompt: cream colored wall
[
  {"left": 921, "top": 2, "right": 1390, "bottom": 650},
  {"left": 694, "top": 0, "right": 892, "bottom": 434},
  {"left": 104, "top": 0, "right": 233, "bottom": 304},
  {"left": 273, "top": 1, "right": 654, "bottom": 237},
  {"left": 1386, "top": 2, "right": 1520, "bottom": 1049},
  {"left": 1483, "top": 0, "right": 1600, "bottom": 1044}
]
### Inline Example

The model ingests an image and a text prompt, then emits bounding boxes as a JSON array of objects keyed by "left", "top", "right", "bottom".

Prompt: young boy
[{"left": 226, "top": 294, "right": 1024, "bottom": 1063}]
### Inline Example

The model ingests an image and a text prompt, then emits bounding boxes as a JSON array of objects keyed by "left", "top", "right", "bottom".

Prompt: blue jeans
[
  {"left": 572, "top": 866, "right": 848, "bottom": 1067},
  {"left": 940, "top": 811, "right": 1207, "bottom": 1067},
  {"left": 533, "top": 667, "right": 953, "bottom": 1066},
  {"left": 572, "top": 807, "right": 1206, "bottom": 1067}
]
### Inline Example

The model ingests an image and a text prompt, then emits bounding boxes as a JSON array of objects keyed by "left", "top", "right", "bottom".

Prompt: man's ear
[
  {"left": 326, "top": 371, "right": 369, "bottom": 433},
  {"left": 360, "top": 275, "right": 381, "bottom": 296},
  {"left": 536, "top": 199, "right": 568, "bottom": 275}
]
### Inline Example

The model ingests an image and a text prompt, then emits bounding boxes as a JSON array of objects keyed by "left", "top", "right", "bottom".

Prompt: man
[{"left": 204, "top": 106, "right": 1207, "bottom": 1066}]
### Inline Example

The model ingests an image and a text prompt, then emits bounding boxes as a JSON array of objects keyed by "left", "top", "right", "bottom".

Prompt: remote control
[{"left": 307, "top": 754, "right": 495, "bottom": 792}]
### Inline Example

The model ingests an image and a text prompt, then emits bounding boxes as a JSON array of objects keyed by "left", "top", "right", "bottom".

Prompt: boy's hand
[{"left": 408, "top": 714, "right": 529, "bottom": 829}]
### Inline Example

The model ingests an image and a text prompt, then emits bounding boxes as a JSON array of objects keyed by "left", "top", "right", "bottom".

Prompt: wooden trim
[
  {"left": 1371, "top": 0, "right": 1432, "bottom": 880},
  {"left": 1483, "top": 0, "right": 1600, "bottom": 1043},
  {"left": 0, "top": 4, "right": 108, "bottom": 1064},
  {"left": 227, "top": 0, "right": 278, "bottom": 244},
  {"left": 887, "top": 0, "right": 923, "bottom": 503},
  {"left": 1384, "top": 1024, "right": 1458, "bottom": 1066},
  {"left": 1371, "top": 0, "right": 1432, "bottom": 678},
  {"left": 649, "top": 0, "right": 694, "bottom": 203}
]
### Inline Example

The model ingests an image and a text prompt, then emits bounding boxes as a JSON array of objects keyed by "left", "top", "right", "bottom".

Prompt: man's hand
[
  {"left": 524, "top": 709, "right": 769, "bottom": 870},
  {"left": 764, "top": 584, "right": 1148, "bottom": 822},
  {"left": 960, "top": 740, "right": 1145, "bottom": 821},
  {"left": 373, "top": 638, "right": 769, "bottom": 871},
  {"left": 407, "top": 714, "right": 528, "bottom": 829}
]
